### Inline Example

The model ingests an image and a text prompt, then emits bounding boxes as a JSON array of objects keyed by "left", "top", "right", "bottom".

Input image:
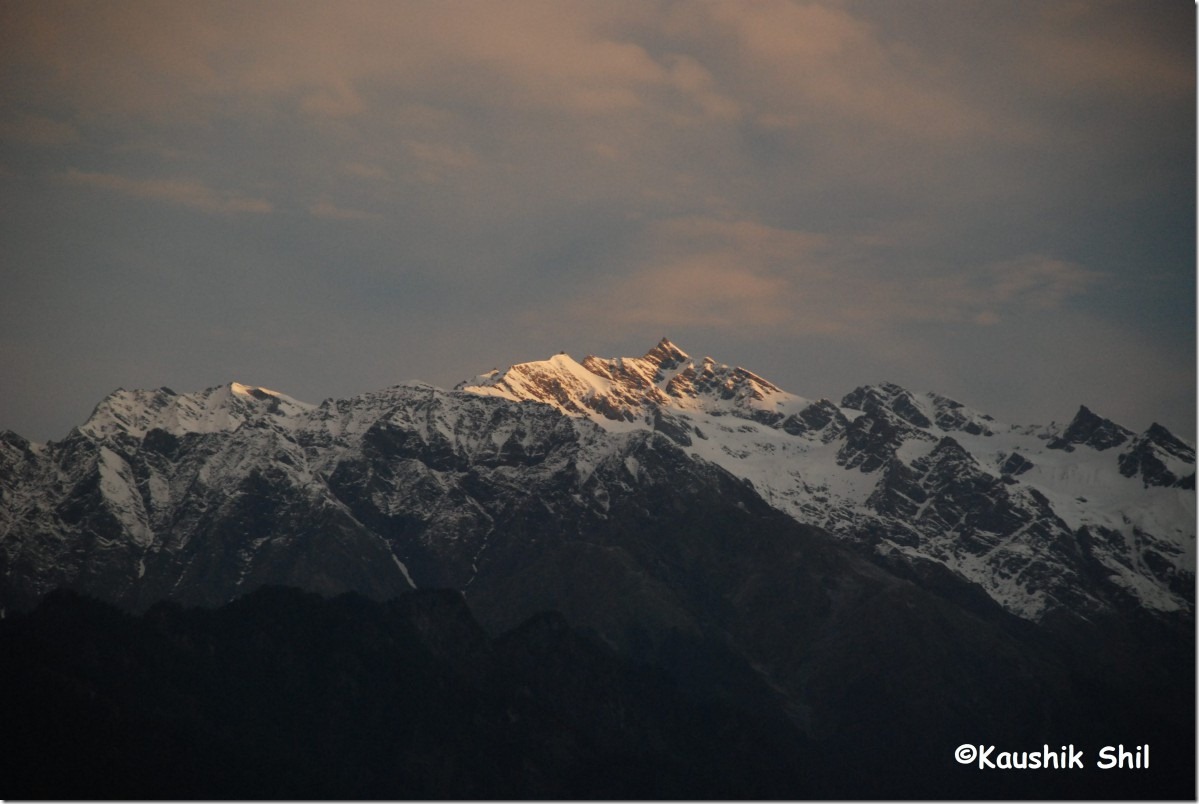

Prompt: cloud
[
  {"left": 656, "top": 1, "right": 998, "bottom": 143},
  {"left": 1016, "top": 3, "right": 1193, "bottom": 102},
  {"left": 2, "top": 1, "right": 1185, "bottom": 145},
  {"left": 559, "top": 257, "right": 798, "bottom": 332},
  {"left": 943, "top": 256, "right": 1102, "bottom": 313},
  {"left": 0, "top": 0, "right": 1189, "bottom": 444},
  {"left": 59, "top": 169, "right": 273, "bottom": 214},
  {"left": 403, "top": 140, "right": 479, "bottom": 184},
  {"left": 344, "top": 162, "right": 390, "bottom": 181},
  {"left": 0, "top": 113, "right": 80, "bottom": 146},
  {"left": 0, "top": 2, "right": 661, "bottom": 121},
  {"left": 551, "top": 216, "right": 1103, "bottom": 337},
  {"left": 298, "top": 80, "right": 366, "bottom": 118},
  {"left": 308, "top": 200, "right": 381, "bottom": 221},
  {"left": 5, "top": 1, "right": 1183, "bottom": 225}
]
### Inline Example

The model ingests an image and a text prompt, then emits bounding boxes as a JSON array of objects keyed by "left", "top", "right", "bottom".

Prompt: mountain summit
[
  {"left": 0, "top": 338, "right": 1192, "bottom": 797},
  {"left": 459, "top": 338, "right": 803, "bottom": 426},
  {"left": 457, "top": 340, "right": 1194, "bottom": 623},
  {"left": 2, "top": 339, "right": 1192, "bottom": 625}
]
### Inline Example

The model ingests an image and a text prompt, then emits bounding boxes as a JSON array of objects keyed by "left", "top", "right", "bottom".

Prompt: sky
[{"left": 1, "top": 0, "right": 1194, "bottom": 443}]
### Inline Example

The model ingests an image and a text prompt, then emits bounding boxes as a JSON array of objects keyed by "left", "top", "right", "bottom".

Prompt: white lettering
[{"left": 961, "top": 742, "right": 1147, "bottom": 771}]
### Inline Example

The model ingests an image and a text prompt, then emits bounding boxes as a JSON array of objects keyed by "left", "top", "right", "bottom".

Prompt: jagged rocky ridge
[
  {"left": 462, "top": 339, "right": 1195, "bottom": 625},
  {"left": 0, "top": 339, "right": 1192, "bottom": 625},
  {"left": 0, "top": 340, "right": 1194, "bottom": 797}
]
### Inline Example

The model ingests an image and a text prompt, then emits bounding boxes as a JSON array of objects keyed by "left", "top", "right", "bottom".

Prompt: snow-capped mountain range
[
  {"left": 461, "top": 339, "right": 1194, "bottom": 622},
  {"left": 3, "top": 338, "right": 1194, "bottom": 801},
  {"left": 0, "top": 339, "right": 1192, "bottom": 628}
]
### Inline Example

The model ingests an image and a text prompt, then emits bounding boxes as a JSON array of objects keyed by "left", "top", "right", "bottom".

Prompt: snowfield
[{"left": 0, "top": 339, "right": 1192, "bottom": 624}]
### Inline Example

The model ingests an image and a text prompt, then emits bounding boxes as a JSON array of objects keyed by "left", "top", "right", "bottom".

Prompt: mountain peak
[
  {"left": 1144, "top": 422, "right": 1194, "bottom": 457},
  {"left": 4, "top": 340, "right": 1195, "bottom": 646},
  {"left": 642, "top": 338, "right": 690, "bottom": 370},
  {"left": 78, "top": 382, "right": 313, "bottom": 441},
  {"left": 1118, "top": 422, "right": 1196, "bottom": 488},
  {"left": 229, "top": 381, "right": 283, "bottom": 402},
  {"left": 1049, "top": 405, "right": 1133, "bottom": 452},
  {"left": 459, "top": 340, "right": 799, "bottom": 425},
  {"left": 841, "top": 383, "right": 933, "bottom": 429}
]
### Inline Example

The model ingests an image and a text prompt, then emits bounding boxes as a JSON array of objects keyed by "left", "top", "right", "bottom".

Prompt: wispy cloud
[
  {"left": 0, "top": 1, "right": 1190, "bottom": 442},
  {"left": 930, "top": 256, "right": 1103, "bottom": 320},
  {"left": 344, "top": 162, "right": 390, "bottom": 181},
  {"left": 59, "top": 169, "right": 273, "bottom": 215},
  {"left": 0, "top": 113, "right": 80, "bottom": 146},
  {"left": 404, "top": 140, "right": 478, "bottom": 183},
  {"left": 553, "top": 217, "right": 1103, "bottom": 336},
  {"left": 308, "top": 200, "right": 381, "bottom": 221}
]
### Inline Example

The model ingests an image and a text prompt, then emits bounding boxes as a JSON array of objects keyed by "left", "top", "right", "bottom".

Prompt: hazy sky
[{"left": 1, "top": 0, "right": 1194, "bottom": 442}]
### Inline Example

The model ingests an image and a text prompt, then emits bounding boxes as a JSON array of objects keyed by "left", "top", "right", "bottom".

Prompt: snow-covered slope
[
  {"left": 460, "top": 339, "right": 1195, "bottom": 622},
  {"left": 461, "top": 338, "right": 811, "bottom": 427},
  {"left": 0, "top": 340, "right": 1192, "bottom": 627},
  {"left": 0, "top": 378, "right": 682, "bottom": 612},
  {"left": 80, "top": 382, "right": 314, "bottom": 442}
]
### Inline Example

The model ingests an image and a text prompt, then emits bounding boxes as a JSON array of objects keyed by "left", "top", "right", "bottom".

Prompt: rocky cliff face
[
  {"left": 1, "top": 339, "right": 1192, "bottom": 627},
  {"left": 463, "top": 339, "right": 1195, "bottom": 626},
  {"left": 0, "top": 340, "right": 1193, "bottom": 797}
]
